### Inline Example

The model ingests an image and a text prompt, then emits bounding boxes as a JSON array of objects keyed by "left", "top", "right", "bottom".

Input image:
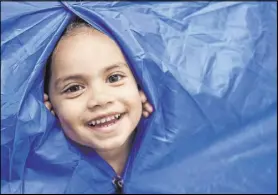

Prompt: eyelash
[
  {"left": 106, "top": 73, "right": 125, "bottom": 83},
  {"left": 63, "top": 85, "right": 84, "bottom": 94}
]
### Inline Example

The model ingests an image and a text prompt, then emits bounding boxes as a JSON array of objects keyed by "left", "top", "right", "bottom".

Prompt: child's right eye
[{"left": 64, "top": 85, "right": 84, "bottom": 93}]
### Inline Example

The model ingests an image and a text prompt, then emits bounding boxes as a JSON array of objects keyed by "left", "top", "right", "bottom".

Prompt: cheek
[
  {"left": 52, "top": 100, "right": 83, "bottom": 126},
  {"left": 120, "top": 88, "right": 142, "bottom": 119},
  {"left": 120, "top": 81, "right": 142, "bottom": 111}
]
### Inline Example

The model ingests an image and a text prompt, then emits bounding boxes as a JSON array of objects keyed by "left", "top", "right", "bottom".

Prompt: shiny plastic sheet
[{"left": 1, "top": 1, "right": 277, "bottom": 194}]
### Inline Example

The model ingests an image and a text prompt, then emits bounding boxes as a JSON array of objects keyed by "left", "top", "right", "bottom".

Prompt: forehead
[{"left": 51, "top": 28, "right": 126, "bottom": 76}]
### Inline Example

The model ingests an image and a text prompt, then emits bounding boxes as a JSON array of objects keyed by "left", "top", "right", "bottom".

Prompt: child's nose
[{"left": 86, "top": 87, "right": 113, "bottom": 109}]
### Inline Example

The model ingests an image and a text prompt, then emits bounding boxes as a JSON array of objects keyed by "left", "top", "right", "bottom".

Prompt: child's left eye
[{"left": 107, "top": 74, "right": 123, "bottom": 83}]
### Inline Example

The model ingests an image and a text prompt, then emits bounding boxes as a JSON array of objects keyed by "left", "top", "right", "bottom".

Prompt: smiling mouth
[{"left": 87, "top": 113, "right": 124, "bottom": 129}]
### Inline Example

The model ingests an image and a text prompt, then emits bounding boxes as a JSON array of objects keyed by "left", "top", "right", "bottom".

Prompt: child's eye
[
  {"left": 64, "top": 85, "right": 84, "bottom": 93},
  {"left": 107, "top": 74, "right": 123, "bottom": 83}
]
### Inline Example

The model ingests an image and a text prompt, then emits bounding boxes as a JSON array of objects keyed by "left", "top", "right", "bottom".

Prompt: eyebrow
[
  {"left": 54, "top": 62, "right": 129, "bottom": 88},
  {"left": 106, "top": 62, "right": 128, "bottom": 72}
]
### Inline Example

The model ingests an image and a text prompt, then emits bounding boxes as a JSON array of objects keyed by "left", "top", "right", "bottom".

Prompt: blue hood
[{"left": 1, "top": 1, "right": 277, "bottom": 193}]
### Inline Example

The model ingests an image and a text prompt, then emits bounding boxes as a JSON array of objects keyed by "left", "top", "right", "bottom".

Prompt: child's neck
[{"left": 97, "top": 136, "right": 133, "bottom": 176}]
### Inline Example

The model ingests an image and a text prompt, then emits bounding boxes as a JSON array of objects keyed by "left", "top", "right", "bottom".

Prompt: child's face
[{"left": 48, "top": 27, "right": 142, "bottom": 152}]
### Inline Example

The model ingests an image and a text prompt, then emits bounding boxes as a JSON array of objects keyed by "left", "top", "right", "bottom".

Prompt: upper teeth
[{"left": 88, "top": 114, "right": 121, "bottom": 126}]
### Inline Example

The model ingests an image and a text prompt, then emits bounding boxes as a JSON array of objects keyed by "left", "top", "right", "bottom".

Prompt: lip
[{"left": 86, "top": 113, "right": 125, "bottom": 133}]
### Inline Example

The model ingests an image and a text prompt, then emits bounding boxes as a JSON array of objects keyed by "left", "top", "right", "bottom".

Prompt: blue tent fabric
[{"left": 1, "top": 1, "right": 277, "bottom": 194}]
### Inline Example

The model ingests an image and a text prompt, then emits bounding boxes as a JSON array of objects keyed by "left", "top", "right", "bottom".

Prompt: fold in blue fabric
[{"left": 1, "top": 1, "right": 277, "bottom": 193}]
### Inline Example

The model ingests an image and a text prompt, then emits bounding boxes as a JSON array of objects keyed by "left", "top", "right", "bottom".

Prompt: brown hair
[{"left": 44, "top": 17, "right": 92, "bottom": 94}]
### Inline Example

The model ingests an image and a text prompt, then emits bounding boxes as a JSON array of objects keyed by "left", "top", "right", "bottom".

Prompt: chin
[
  {"left": 93, "top": 141, "right": 125, "bottom": 152},
  {"left": 93, "top": 135, "right": 132, "bottom": 152}
]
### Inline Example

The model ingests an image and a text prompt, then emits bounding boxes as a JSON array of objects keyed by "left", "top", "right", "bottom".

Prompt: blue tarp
[{"left": 1, "top": 1, "right": 277, "bottom": 194}]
